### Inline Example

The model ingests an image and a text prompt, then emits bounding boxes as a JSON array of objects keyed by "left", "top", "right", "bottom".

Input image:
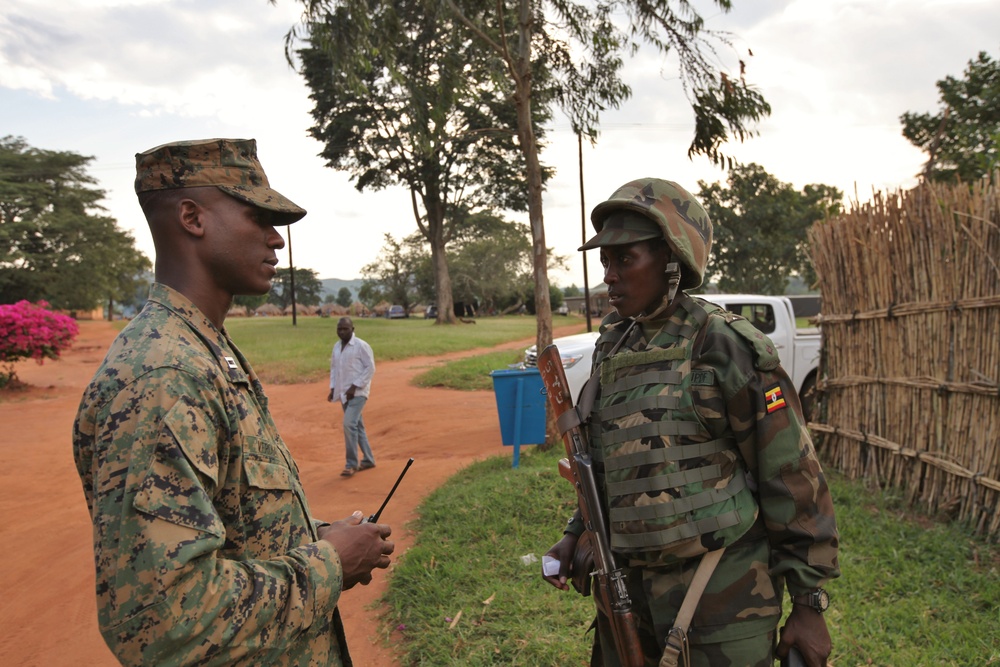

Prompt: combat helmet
[{"left": 588, "top": 178, "right": 713, "bottom": 290}]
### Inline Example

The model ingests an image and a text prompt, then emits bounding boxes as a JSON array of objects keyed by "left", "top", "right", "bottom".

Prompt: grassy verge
[
  {"left": 223, "top": 316, "right": 577, "bottom": 384},
  {"left": 380, "top": 444, "right": 1000, "bottom": 666},
  {"left": 412, "top": 350, "right": 525, "bottom": 391}
]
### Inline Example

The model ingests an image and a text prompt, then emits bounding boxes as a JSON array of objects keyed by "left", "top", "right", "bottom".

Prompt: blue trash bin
[{"left": 489, "top": 367, "right": 546, "bottom": 468}]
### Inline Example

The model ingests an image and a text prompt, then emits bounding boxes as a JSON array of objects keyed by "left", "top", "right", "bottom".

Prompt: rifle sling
[{"left": 659, "top": 547, "right": 726, "bottom": 667}]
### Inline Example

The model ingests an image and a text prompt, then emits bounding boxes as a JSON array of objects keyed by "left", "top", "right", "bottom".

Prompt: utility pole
[
  {"left": 287, "top": 225, "right": 297, "bottom": 326},
  {"left": 578, "top": 132, "right": 592, "bottom": 332}
]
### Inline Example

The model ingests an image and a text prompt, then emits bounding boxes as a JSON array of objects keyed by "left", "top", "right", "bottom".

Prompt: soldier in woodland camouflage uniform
[
  {"left": 542, "top": 178, "right": 840, "bottom": 667},
  {"left": 73, "top": 138, "right": 394, "bottom": 666}
]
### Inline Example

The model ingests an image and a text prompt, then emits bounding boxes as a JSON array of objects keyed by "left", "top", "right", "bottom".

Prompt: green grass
[
  {"left": 223, "top": 316, "right": 568, "bottom": 384},
  {"left": 379, "top": 446, "right": 594, "bottom": 666},
  {"left": 379, "top": 445, "right": 1000, "bottom": 666},
  {"left": 412, "top": 350, "right": 526, "bottom": 391}
]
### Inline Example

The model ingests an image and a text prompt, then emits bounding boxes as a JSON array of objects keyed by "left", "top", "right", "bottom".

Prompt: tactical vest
[{"left": 590, "top": 299, "right": 761, "bottom": 568}]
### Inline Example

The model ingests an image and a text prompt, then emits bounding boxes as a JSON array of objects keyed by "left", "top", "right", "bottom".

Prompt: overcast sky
[{"left": 2, "top": 0, "right": 997, "bottom": 287}]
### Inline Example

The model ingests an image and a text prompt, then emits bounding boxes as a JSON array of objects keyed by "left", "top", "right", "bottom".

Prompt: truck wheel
[{"left": 799, "top": 374, "right": 818, "bottom": 423}]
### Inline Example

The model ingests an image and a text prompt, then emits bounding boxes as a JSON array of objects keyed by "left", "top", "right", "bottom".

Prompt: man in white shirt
[{"left": 327, "top": 317, "right": 377, "bottom": 477}]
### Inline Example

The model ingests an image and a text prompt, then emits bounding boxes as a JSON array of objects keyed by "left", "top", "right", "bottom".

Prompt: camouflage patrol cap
[
  {"left": 134, "top": 138, "right": 306, "bottom": 224},
  {"left": 588, "top": 178, "right": 712, "bottom": 289}
]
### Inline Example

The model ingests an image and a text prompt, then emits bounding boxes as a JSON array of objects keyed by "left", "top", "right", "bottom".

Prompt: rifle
[{"left": 536, "top": 345, "right": 644, "bottom": 667}]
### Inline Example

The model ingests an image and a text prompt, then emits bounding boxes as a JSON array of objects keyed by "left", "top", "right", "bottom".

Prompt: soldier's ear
[{"left": 177, "top": 197, "right": 207, "bottom": 238}]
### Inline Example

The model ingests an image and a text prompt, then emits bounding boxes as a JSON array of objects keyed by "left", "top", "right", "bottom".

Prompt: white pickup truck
[{"left": 524, "top": 294, "right": 821, "bottom": 417}]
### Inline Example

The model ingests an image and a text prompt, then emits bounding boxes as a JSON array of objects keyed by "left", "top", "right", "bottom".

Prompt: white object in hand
[{"left": 542, "top": 555, "right": 561, "bottom": 577}]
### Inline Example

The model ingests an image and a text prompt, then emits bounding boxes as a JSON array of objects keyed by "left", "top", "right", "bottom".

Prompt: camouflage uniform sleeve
[
  {"left": 87, "top": 369, "right": 343, "bottom": 665},
  {"left": 699, "top": 318, "right": 840, "bottom": 595}
]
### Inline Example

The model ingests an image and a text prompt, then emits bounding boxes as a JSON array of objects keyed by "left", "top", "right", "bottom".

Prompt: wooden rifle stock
[{"left": 537, "top": 345, "right": 644, "bottom": 667}]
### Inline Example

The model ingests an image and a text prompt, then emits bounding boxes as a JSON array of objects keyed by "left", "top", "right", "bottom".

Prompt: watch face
[{"left": 815, "top": 589, "right": 831, "bottom": 611}]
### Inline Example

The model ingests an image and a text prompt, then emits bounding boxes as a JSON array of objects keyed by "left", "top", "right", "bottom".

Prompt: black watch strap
[{"left": 792, "top": 588, "right": 830, "bottom": 613}]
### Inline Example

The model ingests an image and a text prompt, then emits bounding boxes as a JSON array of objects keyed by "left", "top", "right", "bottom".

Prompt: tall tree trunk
[
  {"left": 422, "top": 194, "right": 458, "bottom": 324},
  {"left": 514, "top": 0, "right": 552, "bottom": 353},
  {"left": 513, "top": 0, "right": 555, "bottom": 446}
]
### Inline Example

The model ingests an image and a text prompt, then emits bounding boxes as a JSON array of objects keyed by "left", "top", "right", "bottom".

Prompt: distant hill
[{"left": 320, "top": 278, "right": 364, "bottom": 301}]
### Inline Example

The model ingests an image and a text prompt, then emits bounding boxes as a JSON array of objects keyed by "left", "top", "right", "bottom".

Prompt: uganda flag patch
[{"left": 765, "top": 385, "right": 787, "bottom": 414}]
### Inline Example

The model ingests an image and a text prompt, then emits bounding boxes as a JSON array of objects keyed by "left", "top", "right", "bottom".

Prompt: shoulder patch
[
  {"left": 726, "top": 316, "right": 781, "bottom": 371},
  {"left": 765, "top": 384, "right": 787, "bottom": 413}
]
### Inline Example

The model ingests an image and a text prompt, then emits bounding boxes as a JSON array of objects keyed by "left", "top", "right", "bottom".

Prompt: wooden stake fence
[{"left": 808, "top": 175, "right": 1000, "bottom": 541}]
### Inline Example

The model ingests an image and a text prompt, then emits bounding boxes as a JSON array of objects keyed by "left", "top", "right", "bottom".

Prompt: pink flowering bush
[{"left": 0, "top": 300, "right": 79, "bottom": 388}]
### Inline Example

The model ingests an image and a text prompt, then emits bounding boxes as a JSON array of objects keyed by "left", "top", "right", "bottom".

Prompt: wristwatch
[{"left": 792, "top": 588, "right": 831, "bottom": 613}]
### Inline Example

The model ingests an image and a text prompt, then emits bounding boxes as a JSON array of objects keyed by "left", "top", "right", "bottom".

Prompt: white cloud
[{"left": 1, "top": 0, "right": 998, "bottom": 285}]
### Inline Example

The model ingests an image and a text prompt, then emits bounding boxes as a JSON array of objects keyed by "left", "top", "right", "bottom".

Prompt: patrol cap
[
  {"left": 134, "top": 138, "right": 307, "bottom": 224},
  {"left": 578, "top": 210, "right": 663, "bottom": 250}
]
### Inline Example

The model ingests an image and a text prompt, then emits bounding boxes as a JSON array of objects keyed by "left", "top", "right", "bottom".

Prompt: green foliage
[
  {"left": 380, "top": 444, "right": 1000, "bottom": 666},
  {"left": 360, "top": 234, "right": 424, "bottom": 312},
  {"left": 446, "top": 212, "right": 536, "bottom": 313},
  {"left": 698, "top": 163, "right": 841, "bottom": 293},
  {"left": 267, "top": 266, "right": 323, "bottom": 308},
  {"left": 0, "top": 136, "right": 151, "bottom": 311},
  {"left": 234, "top": 293, "right": 268, "bottom": 310},
  {"left": 335, "top": 286, "right": 353, "bottom": 308},
  {"left": 289, "top": 0, "right": 541, "bottom": 321},
  {"left": 0, "top": 300, "right": 79, "bottom": 387},
  {"left": 901, "top": 50, "right": 1000, "bottom": 183},
  {"left": 563, "top": 284, "right": 582, "bottom": 297}
]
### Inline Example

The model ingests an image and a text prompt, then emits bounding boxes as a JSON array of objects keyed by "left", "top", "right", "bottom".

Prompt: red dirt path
[{"left": 0, "top": 319, "right": 584, "bottom": 666}]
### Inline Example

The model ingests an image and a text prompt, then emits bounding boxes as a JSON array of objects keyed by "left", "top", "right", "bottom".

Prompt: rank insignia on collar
[
  {"left": 765, "top": 385, "right": 786, "bottom": 414},
  {"left": 224, "top": 356, "right": 238, "bottom": 370}
]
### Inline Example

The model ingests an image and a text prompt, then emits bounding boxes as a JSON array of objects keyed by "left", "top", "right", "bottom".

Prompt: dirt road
[{"left": 0, "top": 318, "right": 584, "bottom": 666}]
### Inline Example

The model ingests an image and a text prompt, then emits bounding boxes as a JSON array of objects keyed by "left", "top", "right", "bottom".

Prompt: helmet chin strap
[{"left": 635, "top": 256, "right": 682, "bottom": 323}]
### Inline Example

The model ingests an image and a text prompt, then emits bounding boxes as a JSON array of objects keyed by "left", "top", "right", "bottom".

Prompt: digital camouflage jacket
[
  {"left": 74, "top": 283, "right": 349, "bottom": 666},
  {"left": 576, "top": 294, "right": 839, "bottom": 647}
]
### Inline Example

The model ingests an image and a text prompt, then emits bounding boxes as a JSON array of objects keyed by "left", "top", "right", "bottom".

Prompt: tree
[
  {"left": 446, "top": 211, "right": 537, "bottom": 314},
  {"left": 563, "top": 284, "right": 582, "bottom": 298},
  {"left": 439, "top": 0, "right": 770, "bottom": 355},
  {"left": 359, "top": 234, "right": 424, "bottom": 312},
  {"left": 234, "top": 294, "right": 268, "bottom": 310},
  {"left": 698, "top": 163, "right": 841, "bottom": 294},
  {"left": 0, "top": 136, "right": 151, "bottom": 311},
  {"left": 335, "top": 287, "right": 353, "bottom": 308},
  {"left": 901, "top": 50, "right": 1000, "bottom": 183},
  {"left": 267, "top": 267, "right": 323, "bottom": 309},
  {"left": 284, "top": 0, "right": 544, "bottom": 325}
]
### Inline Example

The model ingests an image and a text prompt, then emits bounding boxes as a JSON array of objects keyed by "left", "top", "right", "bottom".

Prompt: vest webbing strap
[
  {"left": 608, "top": 464, "right": 722, "bottom": 497},
  {"left": 603, "top": 370, "right": 683, "bottom": 395},
  {"left": 609, "top": 474, "right": 747, "bottom": 523},
  {"left": 601, "top": 419, "right": 701, "bottom": 446},
  {"left": 598, "top": 394, "right": 681, "bottom": 422},
  {"left": 601, "top": 347, "right": 688, "bottom": 385},
  {"left": 603, "top": 437, "right": 737, "bottom": 472},
  {"left": 611, "top": 510, "right": 743, "bottom": 550}
]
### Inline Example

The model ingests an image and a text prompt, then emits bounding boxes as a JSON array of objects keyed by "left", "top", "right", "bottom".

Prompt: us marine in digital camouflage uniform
[
  {"left": 542, "top": 178, "right": 840, "bottom": 667},
  {"left": 73, "top": 138, "right": 394, "bottom": 666}
]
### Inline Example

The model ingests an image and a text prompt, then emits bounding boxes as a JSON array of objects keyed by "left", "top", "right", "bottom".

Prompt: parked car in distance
[
  {"left": 522, "top": 294, "right": 820, "bottom": 417},
  {"left": 424, "top": 304, "right": 438, "bottom": 319},
  {"left": 555, "top": 303, "right": 569, "bottom": 316},
  {"left": 387, "top": 305, "right": 407, "bottom": 319}
]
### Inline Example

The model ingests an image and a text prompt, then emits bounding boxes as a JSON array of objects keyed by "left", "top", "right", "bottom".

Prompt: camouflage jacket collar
[{"left": 146, "top": 283, "right": 258, "bottom": 387}]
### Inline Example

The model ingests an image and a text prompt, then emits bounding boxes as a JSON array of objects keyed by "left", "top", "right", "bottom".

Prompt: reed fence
[{"left": 808, "top": 175, "right": 1000, "bottom": 541}]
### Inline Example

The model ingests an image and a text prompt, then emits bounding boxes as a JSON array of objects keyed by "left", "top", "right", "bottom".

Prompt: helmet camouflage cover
[{"left": 589, "top": 178, "right": 713, "bottom": 289}]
